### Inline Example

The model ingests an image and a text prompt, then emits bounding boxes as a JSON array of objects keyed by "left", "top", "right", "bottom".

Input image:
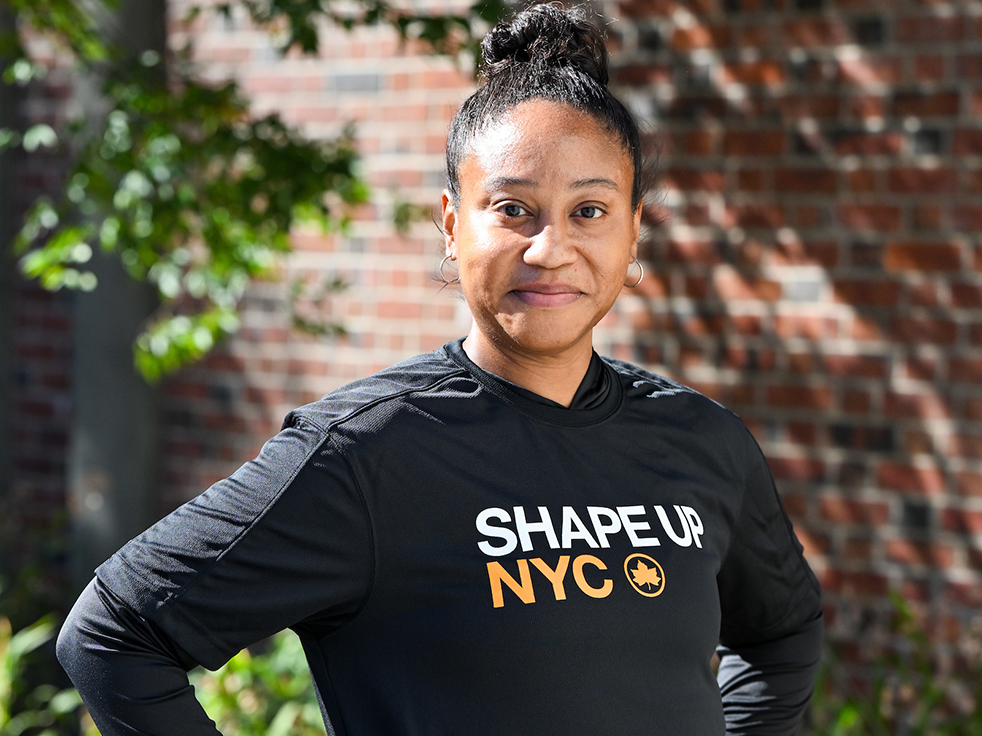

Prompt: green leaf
[{"left": 22, "top": 124, "right": 57, "bottom": 152}]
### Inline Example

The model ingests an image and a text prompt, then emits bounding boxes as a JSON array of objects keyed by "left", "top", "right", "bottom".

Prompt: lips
[{"left": 510, "top": 283, "right": 582, "bottom": 308}]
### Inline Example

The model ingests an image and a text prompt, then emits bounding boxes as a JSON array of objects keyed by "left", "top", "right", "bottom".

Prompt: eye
[
  {"left": 575, "top": 206, "right": 604, "bottom": 219},
  {"left": 499, "top": 203, "right": 529, "bottom": 218}
]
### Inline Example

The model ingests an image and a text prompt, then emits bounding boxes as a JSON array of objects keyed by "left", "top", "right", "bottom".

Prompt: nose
[{"left": 523, "top": 220, "right": 577, "bottom": 269}]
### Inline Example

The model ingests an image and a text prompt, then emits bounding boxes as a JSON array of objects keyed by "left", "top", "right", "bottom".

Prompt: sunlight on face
[{"left": 443, "top": 99, "right": 641, "bottom": 366}]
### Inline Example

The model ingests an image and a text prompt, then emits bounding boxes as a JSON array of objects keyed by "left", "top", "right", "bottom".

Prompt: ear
[
  {"left": 631, "top": 202, "right": 642, "bottom": 260},
  {"left": 441, "top": 190, "right": 457, "bottom": 258}
]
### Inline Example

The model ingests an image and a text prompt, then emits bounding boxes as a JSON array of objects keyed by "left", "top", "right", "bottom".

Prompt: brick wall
[
  {"left": 161, "top": 0, "right": 982, "bottom": 661},
  {"left": 7, "top": 0, "right": 982, "bottom": 673},
  {"left": 3, "top": 35, "right": 75, "bottom": 614},
  {"left": 605, "top": 0, "right": 982, "bottom": 661}
]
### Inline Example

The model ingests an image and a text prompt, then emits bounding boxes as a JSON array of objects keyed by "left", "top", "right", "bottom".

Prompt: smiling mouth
[{"left": 510, "top": 285, "right": 582, "bottom": 308}]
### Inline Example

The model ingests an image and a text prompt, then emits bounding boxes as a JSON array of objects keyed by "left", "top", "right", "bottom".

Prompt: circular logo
[{"left": 624, "top": 553, "right": 666, "bottom": 598}]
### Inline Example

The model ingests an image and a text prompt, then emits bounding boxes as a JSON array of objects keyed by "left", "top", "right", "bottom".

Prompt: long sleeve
[
  {"left": 717, "top": 612, "right": 823, "bottom": 735},
  {"left": 715, "top": 429, "right": 824, "bottom": 735},
  {"left": 57, "top": 578, "right": 221, "bottom": 736},
  {"left": 57, "top": 413, "right": 374, "bottom": 733}
]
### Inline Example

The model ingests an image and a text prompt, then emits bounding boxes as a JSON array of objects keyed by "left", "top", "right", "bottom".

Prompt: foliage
[
  {"left": 0, "top": 613, "right": 81, "bottom": 736},
  {"left": 808, "top": 591, "right": 982, "bottom": 736},
  {"left": 3, "top": 0, "right": 508, "bottom": 381},
  {"left": 190, "top": 630, "right": 324, "bottom": 736}
]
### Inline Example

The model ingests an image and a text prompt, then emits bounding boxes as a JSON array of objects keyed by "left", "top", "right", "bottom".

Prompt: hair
[{"left": 445, "top": 2, "right": 647, "bottom": 209}]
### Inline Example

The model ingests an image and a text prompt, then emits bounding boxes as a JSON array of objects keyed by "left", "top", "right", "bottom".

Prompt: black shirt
[{"left": 58, "top": 340, "right": 822, "bottom": 735}]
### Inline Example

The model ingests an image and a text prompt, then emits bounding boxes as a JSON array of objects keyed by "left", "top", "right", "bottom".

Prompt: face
[{"left": 442, "top": 99, "right": 641, "bottom": 365}]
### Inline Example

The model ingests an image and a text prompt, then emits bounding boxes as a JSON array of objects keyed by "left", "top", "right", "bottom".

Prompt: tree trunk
[{"left": 68, "top": 0, "right": 167, "bottom": 593}]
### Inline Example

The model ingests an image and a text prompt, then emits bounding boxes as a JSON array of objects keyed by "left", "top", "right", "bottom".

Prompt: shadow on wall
[{"left": 604, "top": 0, "right": 982, "bottom": 708}]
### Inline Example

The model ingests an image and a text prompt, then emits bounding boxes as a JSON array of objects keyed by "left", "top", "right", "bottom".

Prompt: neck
[{"left": 462, "top": 325, "right": 593, "bottom": 408}]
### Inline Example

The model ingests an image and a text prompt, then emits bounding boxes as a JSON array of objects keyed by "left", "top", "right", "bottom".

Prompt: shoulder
[
  {"left": 602, "top": 356, "right": 758, "bottom": 452},
  {"left": 283, "top": 345, "right": 471, "bottom": 433}
]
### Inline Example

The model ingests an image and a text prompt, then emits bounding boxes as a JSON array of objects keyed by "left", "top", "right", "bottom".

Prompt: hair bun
[{"left": 480, "top": 3, "right": 609, "bottom": 85}]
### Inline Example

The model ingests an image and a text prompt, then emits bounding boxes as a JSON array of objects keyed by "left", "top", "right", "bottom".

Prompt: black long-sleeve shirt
[{"left": 59, "top": 340, "right": 823, "bottom": 735}]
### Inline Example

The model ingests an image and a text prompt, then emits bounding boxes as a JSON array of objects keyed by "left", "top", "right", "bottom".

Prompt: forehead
[{"left": 462, "top": 99, "right": 632, "bottom": 191}]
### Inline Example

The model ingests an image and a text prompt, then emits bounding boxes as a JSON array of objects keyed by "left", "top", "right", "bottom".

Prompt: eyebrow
[{"left": 482, "top": 176, "right": 622, "bottom": 192}]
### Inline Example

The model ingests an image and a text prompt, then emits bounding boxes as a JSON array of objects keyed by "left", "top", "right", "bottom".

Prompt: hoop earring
[
  {"left": 625, "top": 259, "right": 644, "bottom": 288},
  {"left": 439, "top": 255, "right": 460, "bottom": 285}
]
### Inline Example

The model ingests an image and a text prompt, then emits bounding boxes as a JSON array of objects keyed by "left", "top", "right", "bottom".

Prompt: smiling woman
[
  {"left": 57, "top": 4, "right": 823, "bottom": 736},
  {"left": 443, "top": 99, "right": 641, "bottom": 404}
]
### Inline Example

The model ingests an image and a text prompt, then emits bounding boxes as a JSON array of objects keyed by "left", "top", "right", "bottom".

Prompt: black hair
[{"left": 445, "top": 2, "right": 647, "bottom": 209}]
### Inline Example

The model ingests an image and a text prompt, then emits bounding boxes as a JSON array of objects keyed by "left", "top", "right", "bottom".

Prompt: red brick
[
  {"left": 896, "top": 15, "right": 965, "bottom": 43},
  {"left": 797, "top": 529, "right": 831, "bottom": 557},
  {"left": 842, "top": 390, "right": 871, "bottom": 414},
  {"left": 782, "top": 18, "right": 849, "bottom": 46},
  {"left": 768, "top": 456, "right": 826, "bottom": 482},
  {"left": 823, "top": 354, "right": 888, "bottom": 378},
  {"left": 950, "top": 358, "right": 982, "bottom": 383},
  {"left": 886, "top": 539, "right": 954, "bottom": 568},
  {"left": 878, "top": 462, "right": 947, "bottom": 494},
  {"left": 947, "top": 582, "right": 982, "bottom": 607},
  {"left": 892, "top": 91, "right": 960, "bottom": 117},
  {"left": 885, "top": 392, "right": 951, "bottom": 419},
  {"left": 957, "top": 472, "right": 982, "bottom": 497},
  {"left": 836, "top": 205, "right": 901, "bottom": 232},
  {"left": 737, "top": 24, "right": 772, "bottom": 48},
  {"left": 914, "top": 55, "right": 945, "bottom": 82},
  {"left": 377, "top": 301, "right": 422, "bottom": 319},
  {"left": 951, "top": 433, "right": 982, "bottom": 459},
  {"left": 912, "top": 205, "right": 942, "bottom": 231},
  {"left": 832, "top": 280, "right": 899, "bottom": 307},
  {"left": 777, "top": 94, "right": 840, "bottom": 118},
  {"left": 953, "top": 206, "right": 982, "bottom": 231},
  {"left": 888, "top": 168, "right": 958, "bottom": 194},
  {"left": 820, "top": 497, "right": 889, "bottom": 525},
  {"left": 615, "top": 63, "right": 669, "bottom": 86},
  {"left": 665, "top": 168, "right": 725, "bottom": 192},
  {"left": 957, "top": 54, "right": 982, "bottom": 80},
  {"left": 849, "top": 94, "right": 886, "bottom": 118},
  {"left": 821, "top": 569, "right": 888, "bottom": 597},
  {"left": 774, "top": 314, "right": 839, "bottom": 340},
  {"left": 728, "top": 314, "right": 764, "bottom": 335},
  {"left": 774, "top": 168, "right": 837, "bottom": 193},
  {"left": 681, "top": 130, "right": 716, "bottom": 155},
  {"left": 833, "top": 132, "right": 903, "bottom": 156},
  {"left": 884, "top": 242, "right": 962, "bottom": 271},
  {"left": 846, "top": 169, "right": 878, "bottom": 192},
  {"left": 842, "top": 537, "right": 872, "bottom": 561},
  {"left": 722, "top": 130, "right": 785, "bottom": 156},
  {"left": 904, "top": 356, "right": 937, "bottom": 380},
  {"left": 952, "top": 283, "right": 982, "bottom": 308},
  {"left": 839, "top": 57, "right": 903, "bottom": 86},
  {"left": 766, "top": 385, "right": 833, "bottom": 410},
  {"left": 940, "top": 508, "right": 982, "bottom": 534},
  {"left": 890, "top": 317, "right": 958, "bottom": 344},
  {"left": 679, "top": 314, "right": 726, "bottom": 336},
  {"left": 952, "top": 130, "right": 982, "bottom": 155},
  {"left": 671, "top": 24, "right": 731, "bottom": 50},
  {"left": 667, "top": 239, "right": 721, "bottom": 265},
  {"left": 908, "top": 282, "right": 939, "bottom": 308},
  {"left": 724, "top": 204, "right": 785, "bottom": 228},
  {"left": 792, "top": 206, "right": 822, "bottom": 228},
  {"left": 721, "top": 60, "right": 785, "bottom": 85},
  {"left": 736, "top": 169, "right": 765, "bottom": 191}
]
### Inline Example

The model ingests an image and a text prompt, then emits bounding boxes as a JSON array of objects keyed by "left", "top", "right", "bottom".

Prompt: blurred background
[{"left": 1, "top": 0, "right": 981, "bottom": 733}]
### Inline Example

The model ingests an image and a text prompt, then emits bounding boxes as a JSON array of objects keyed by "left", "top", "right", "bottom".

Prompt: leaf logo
[{"left": 623, "top": 553, "right": 666, "bottom": 598}]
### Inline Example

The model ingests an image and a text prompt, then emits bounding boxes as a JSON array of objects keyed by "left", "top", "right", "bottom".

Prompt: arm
[
  {"left": 717, "top": 613, "right": 823, "bottom": 735},
  {"left": 58, "top": 414, "right": 373, "bottom": 733},
  {"left": 716, "top": 431, "right": 824, "bottom": 735},
  {"left": 58, "top": 578, "right": 221, "bottom": 736}
]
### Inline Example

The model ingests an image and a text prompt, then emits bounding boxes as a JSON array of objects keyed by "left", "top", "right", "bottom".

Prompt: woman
[{"left": 58, "top": 4, "right": 823, "bottom": 735}]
